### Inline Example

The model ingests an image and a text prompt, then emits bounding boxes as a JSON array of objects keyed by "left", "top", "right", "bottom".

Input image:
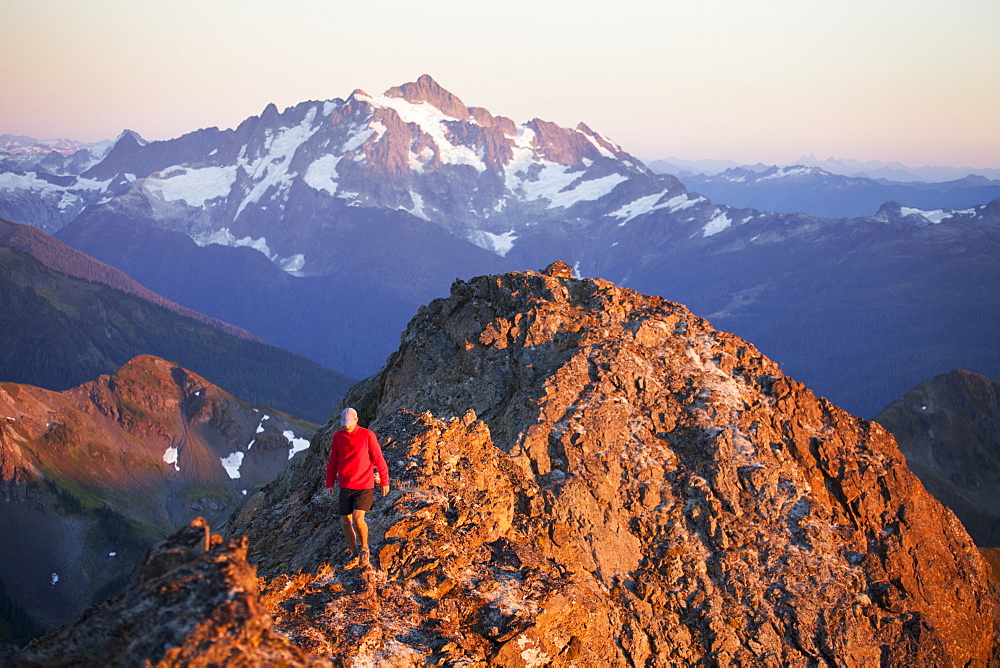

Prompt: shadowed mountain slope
[
  {"left": 0, "top": 355, "right": 315, "bottom": 644},
  {"left": 874, "top": 369, "right": 1000, "bottom": 547},
  {"left": 0, "top": 218, "right": 256, "bottom": 340},
  {"left": 0, "top": 239, "right": 352, "bottom": 422}
]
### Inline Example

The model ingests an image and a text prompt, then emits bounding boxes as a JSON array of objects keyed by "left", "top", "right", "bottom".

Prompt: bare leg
[
  {"left": 352, "top": 509, "right": 369, "bottom": 551},
  {"left": 340, "top": 514, "right": 358, "bottom": 555}
]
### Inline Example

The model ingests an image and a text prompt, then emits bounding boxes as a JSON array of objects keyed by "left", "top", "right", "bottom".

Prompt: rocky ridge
[
  {"left": 212, "top": 262, "right": 997, "bottom": 665},
  {"left": 9, "top": 263, "right": 999, "bottom": 663}
]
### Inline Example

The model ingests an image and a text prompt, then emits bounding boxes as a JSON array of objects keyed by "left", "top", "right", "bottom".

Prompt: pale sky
[{"left": 2, "top": 0, "right": 998, "bottom": 168}]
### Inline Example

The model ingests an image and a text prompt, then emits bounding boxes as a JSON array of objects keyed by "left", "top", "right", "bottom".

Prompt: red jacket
[{"left": 326, "top": 426, "right": 389, "bottom": 490}]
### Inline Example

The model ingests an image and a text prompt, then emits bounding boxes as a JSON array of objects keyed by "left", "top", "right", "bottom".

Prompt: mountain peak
[
  {"left": 113, "top": 129, "right": 146, "bottom": 148},
  {"left": 221, "top": 266, "right": 996, "bottom": 665},
  {"left": 383, "top": 74, "right": 469, "bottom": 120}
]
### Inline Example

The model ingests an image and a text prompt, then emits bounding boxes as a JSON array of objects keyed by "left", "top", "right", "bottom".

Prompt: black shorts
[{"left": 339, "top": 487, "right": 374, "bottom": 515}]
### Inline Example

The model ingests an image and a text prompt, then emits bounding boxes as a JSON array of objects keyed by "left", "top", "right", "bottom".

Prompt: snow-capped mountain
[
  {"left": 0, "top": 133, "right": 114, "bottom": 159},
  {"left": 792, "top": 154, "right": 1000, "bottom": 183},
  {"left": 2, "top": 75, "right": 999, "bottom": 418},
  {"left": 22, "top": 74, "right": 994, "bottom": 276},
  {"left": 2, "top": 75, "right": 739, "bottom": 274},
  {"left": 679, "top": 164, "right": 1000, "bottom": 218}
]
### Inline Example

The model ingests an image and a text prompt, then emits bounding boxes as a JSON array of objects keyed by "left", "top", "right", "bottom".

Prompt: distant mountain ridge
[
  {"left": 646, "top": 154, "right": 1000, "bottom": 182},
  {"left": 0, "top": 230, "right": 353, "bottom": 422},
  {"left": 675, "top": 164, "right": 1000, "bottom": 219},
  {"left": 0, "top": 133, "right": 112, "bottom": 159},
  {"left": 0, "top": 219, "right": 256, "bottom": 340}
]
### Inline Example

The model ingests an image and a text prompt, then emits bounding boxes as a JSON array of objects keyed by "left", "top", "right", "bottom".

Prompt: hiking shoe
[
  {"left": 359, "top": 549, "right": 370, "bottom": 568},
  {"left": 343, "top": 551, "right": 360, "bottom": 570}
]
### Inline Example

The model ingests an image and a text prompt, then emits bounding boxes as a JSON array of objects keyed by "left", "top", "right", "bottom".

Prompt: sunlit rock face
[
  {"left": 14, "top": 263, "right": 999, "bottom": 665},
  {"left": 227, "top": 261, "right": 997, "bottom": 665}
]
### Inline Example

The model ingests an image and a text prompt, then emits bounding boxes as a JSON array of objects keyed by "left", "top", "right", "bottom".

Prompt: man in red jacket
[{"left": 326, "top": 407, "right": 390, "bottom": 568}]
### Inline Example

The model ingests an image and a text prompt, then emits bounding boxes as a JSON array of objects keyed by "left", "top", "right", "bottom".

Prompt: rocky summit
[{"left": 14, "top": 263, "right": 1000, "bottom": 665}]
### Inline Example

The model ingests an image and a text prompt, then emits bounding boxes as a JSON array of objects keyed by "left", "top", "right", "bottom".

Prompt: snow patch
[
  {"left": 469, "top": 229, "right": 518, "bottom": 257},
  {"left": 611, "top": 192, "right": 703, "bottom": 225},
  {"left": 163, "top": 446, "right": 180, "bottom": 472},
  {"left": 409, "top": 146, "right": 435, "bottom": 173},
  {"left": 194, "top": 228, "right": 271, "bottom": 256},
  {"left": 515, "top": 162, "right": 578, "bottom": 202},
  {"left": 50, "top": 573, "right": 59, "bottom": 586},
  {"left": 0, "top": 173, "right": 111, "bottom": 202},
  {"left": 280, "top": 254, "right": 306, "bottom": 274},
  {"left": 546, "top": 173, "right": 628, "bottom": 209},
  {"left": 583, "top": 133, "right": 617, "bottom": 159},
  {"left": 761, "top": 166, "right": 812, "bottom": 180},
  {"left": 900, "top": 206, "right": 952, "bottom": 224},
  {"left": 0, "top": 172, "right": 59, "bottom": 193},
  {"left": 256, "top": 415, "right": 270, "bottom": 434},
  {"left": 404, "top": 189, "right": 430, "bottom": 220},
  {"left": 194, "top": 229, "right": 305, "bottom": 276},
  {"left": 703, "top": 211, "right": 732, "bottom": 237},
  {"left": 145, "top": 165, "right": 236, "bottom": 206},
  {"left": 57, "top": 191, "right": 78, "bottom": 211},
  {"left": 284, "top": 430, "right": 310, "bottom": 460},
  {"left": 220, "top": 451, "right": 244, "bottom": 479},
  {"left": 369, "top": 95, "right": 487, "bottom": 172},
  {"left": 343, "top": 127, "right": 375, "bottom": 153},
  {"left": 304, "top": 154, "right": 342, "bottom": 195}
]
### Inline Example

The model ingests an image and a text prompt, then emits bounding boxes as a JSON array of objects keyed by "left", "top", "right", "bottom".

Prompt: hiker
[{"left": 325, "top": 407, "right": 390, "bottom": 568}]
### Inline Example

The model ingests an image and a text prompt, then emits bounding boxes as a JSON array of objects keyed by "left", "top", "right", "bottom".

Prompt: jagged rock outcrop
[
  {"left": 9, "top": 518, "right": 322, "bottom": 667},
  {"left": 13, "top": 265, "right": 999, "bottom": 664},
  {"left": 224, "top": 263, "right": 998, "bottom": 665},
  {"left": 874, "top": 369, "right": 1000, "bottom": 546}
]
